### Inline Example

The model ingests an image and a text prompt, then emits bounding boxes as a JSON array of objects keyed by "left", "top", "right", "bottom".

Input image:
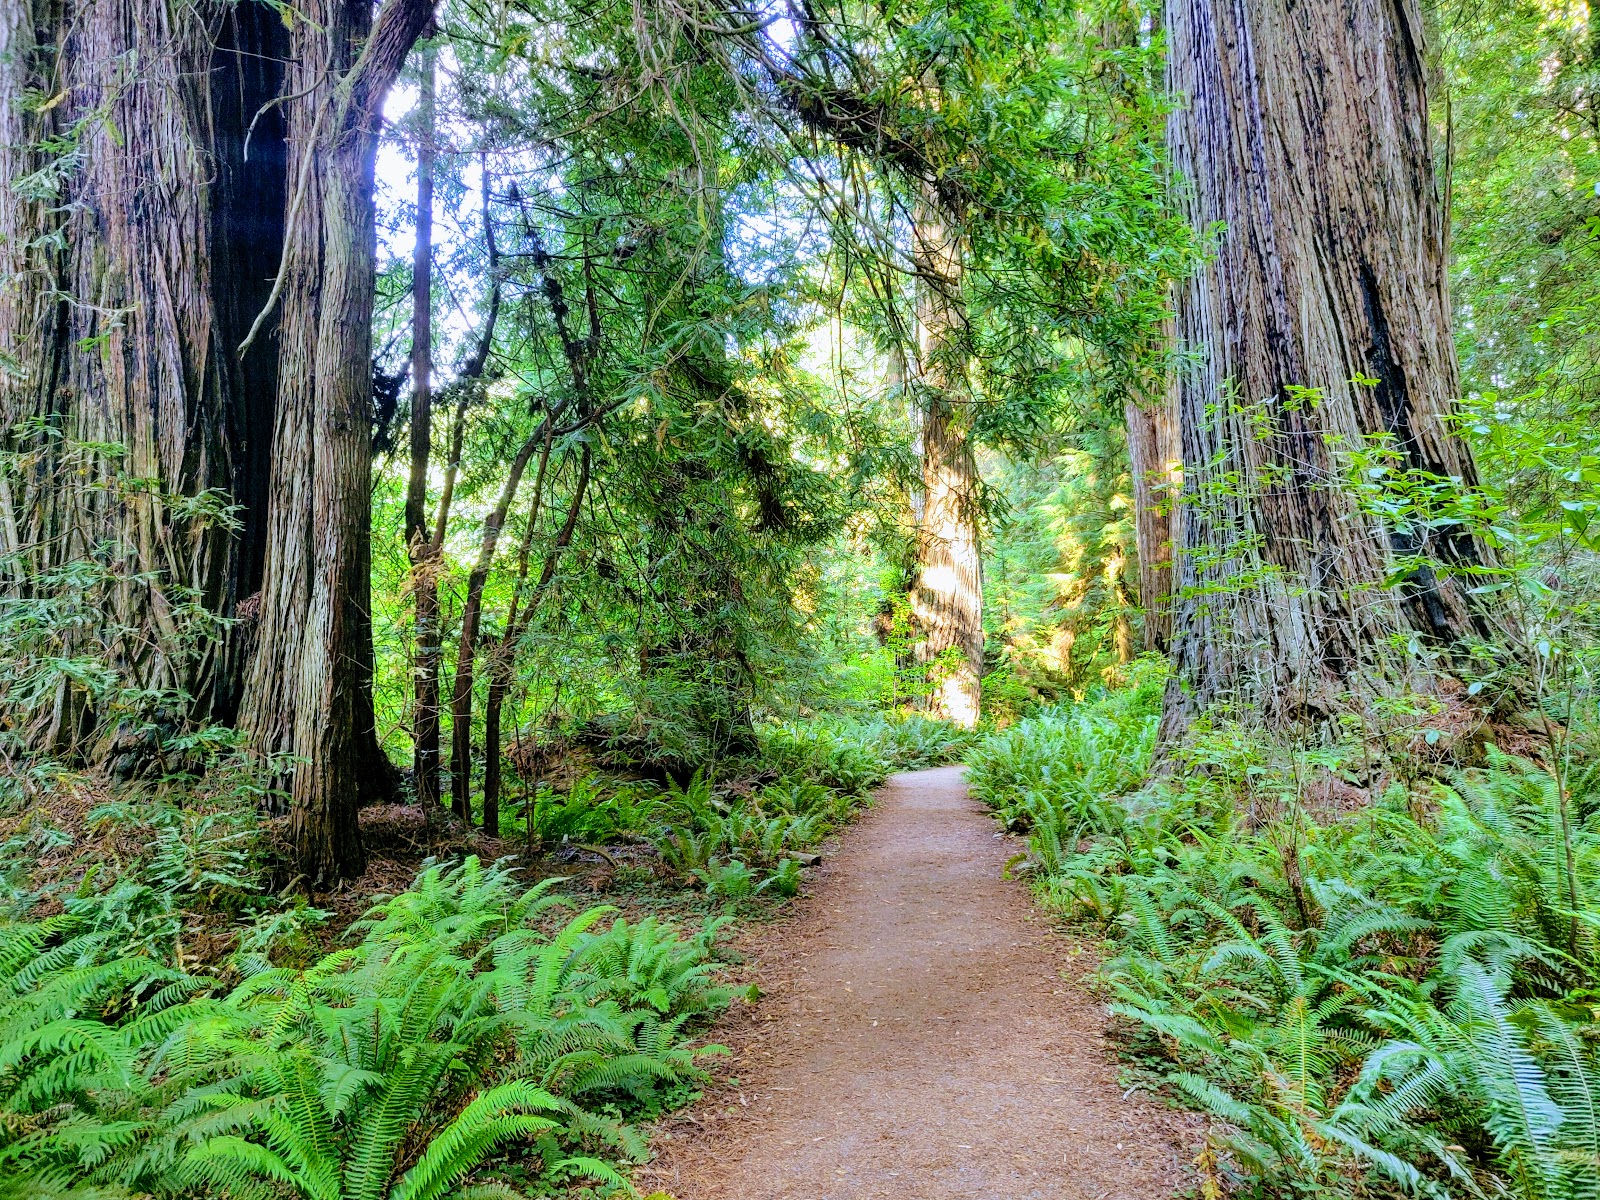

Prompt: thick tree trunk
[
  {"left": 1160, "top": 0, "right": 1504, "bottom": 741},
  {"left": 909, "top": 197, "right": 982, "bottom": 728},
  {"left": 406, "top": 46, "right": 442, "bottom": 815},
  {"left": 1124, "top": 376, "right": 1179, "bottom": 654},
  {"left": 0, "top": 0, "right": 275, "bottom": 763},
  {"left": 242, "top": 0, "right": 431, "bottom": 884},
  {"left": 211, "top": 3, "right": 290, "bottom": 723}
]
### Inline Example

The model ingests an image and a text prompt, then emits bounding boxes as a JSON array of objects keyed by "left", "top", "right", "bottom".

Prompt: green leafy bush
[
  {"left": 756, "top": 720, "right": 891, "bottom": 795},
  {"left": 856, "top": 713, "right": 980, "bottom": 770},
  {"left": 0, "top": 856, "right": 731, "bottom": 1199},
  {"left": 512, "top": 775, "right": 649, "bottom": 846},
  {"left": 640, "top": 768, "right": 853, "bottom": 898},
  {"left": 756, "top": 710, "right": 976, "bottom": 795},
  {"left": 971, "top": 674, "right": 1600, "bottom": 1199},
  {"left": 966, "top": 656, "right": 1165, "bottom": 845}
]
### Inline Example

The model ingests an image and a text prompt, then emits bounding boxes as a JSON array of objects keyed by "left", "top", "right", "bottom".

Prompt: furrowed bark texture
[
  {"left": 910, "top": 198, "right": 982, "bottom": 729},
  {"left": 243, "top": 0, "right": 430, "bottom": 883},
  {"left": 211, "top": 3, "right": 291, "bottom": 723},
  {"left": 1161, "top": 0, "right": 1502, "bottom": 739},
  {"left": 0, "top": 0, "right": 282, "bottom": 762}
]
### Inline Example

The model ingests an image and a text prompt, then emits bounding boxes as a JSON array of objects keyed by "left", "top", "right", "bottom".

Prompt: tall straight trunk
[
  {"left": 0, "top": 0, "right": 280, "bottom": 762},
  {"left": 482, "top": 443, "right": 589, "bottom": 837},
  {"left": 909, "top": 193, "right": 982, "bottom": 728},
  {"left": 1124, "top": 372, "right": 1179, "bottom": 653},
  {"left": 407, "top": 47, "right": 440, "bottom": 813},
  {"left": 447, "top": 419, "right": 553, "bottom": 822},
  {"left": 1160, "top": 0, "right": 1504, "bottom": 741},
  {"left": 242, "top": 0, "right": 432, "bottom": 884}
]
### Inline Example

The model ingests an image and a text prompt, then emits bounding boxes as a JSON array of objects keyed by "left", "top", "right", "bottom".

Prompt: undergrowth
[
  {"left": 0, "top": 856, "right": 731, "bottom": 1199},
  {"left": 0, "top": 708, "right": 966, "bottom": 1197},
  {"left": 968, "top": 664, "right": 1600, "bottom": 1199},
  {"left": 508, "top": 712, "right": 972, "bottom": 900}
]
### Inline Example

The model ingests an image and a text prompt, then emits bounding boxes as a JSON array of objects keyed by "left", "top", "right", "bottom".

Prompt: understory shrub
[
  {"left": 510, "top": 708, "right": 957, "bottom": 855},
  {"left": 757, "top": 711, "right": 975, "bottom": 794},
  {"left": 970, "top": 674, "right": 1600, "bottom": 1200},
  {"left": 642, "top": 772, "right": 844, "bottom": 897},
  {"left": 514, "top": 775, "right": 652, "bottom": 847},
  {"left": 502, "top": 708, "right": 967, "bottom": 900},
  {"left": 966, "top": 656, "right": 1166, "bottom": 871},
  {"left": 0, "top": 856, "right": 731, "bottom": 1199},
  {"left": 756, "top": 720, "right": 891, "bottom": 794}
]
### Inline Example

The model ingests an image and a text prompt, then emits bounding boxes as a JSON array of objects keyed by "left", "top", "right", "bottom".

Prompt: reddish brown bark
[
  {"left": 242, "top": 0, "right": 433, "bottom": 884},
  {"left": 1160, "top": 0, "right": 1505, "bottom": 741},
  {"left": 0, "top": 0, "right": 284, "bottom": 760},
  {"left": 909, "top": 194, "right": 983, "bottom": 728}
]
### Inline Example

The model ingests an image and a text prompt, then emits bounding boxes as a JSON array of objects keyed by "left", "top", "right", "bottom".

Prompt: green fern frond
[{"left": 390, "top": 1081, "right": 562, "bottom": 1200}]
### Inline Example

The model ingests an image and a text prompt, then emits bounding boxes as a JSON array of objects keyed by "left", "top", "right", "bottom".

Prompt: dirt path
[{"left": 644, "top": 766, "right": 1198, "bottom": 1200}]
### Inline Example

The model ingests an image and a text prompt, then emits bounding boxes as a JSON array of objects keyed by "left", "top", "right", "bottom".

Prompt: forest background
[{"left": 2, "top": 0, "right": 1600, "bottom": 1198}]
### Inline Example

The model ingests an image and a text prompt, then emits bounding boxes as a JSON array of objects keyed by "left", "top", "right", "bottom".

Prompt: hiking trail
[{"left": 643, "top": 766, "right": 1200, "bottom": 1200}]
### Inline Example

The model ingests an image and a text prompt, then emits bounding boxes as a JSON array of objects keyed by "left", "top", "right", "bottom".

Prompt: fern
[
  {"left": 973, "top": 687, "right": 1600, "bottom": 1200},
  {"left": 0, "top": 856, "right": 730, "bottom": 1198}
]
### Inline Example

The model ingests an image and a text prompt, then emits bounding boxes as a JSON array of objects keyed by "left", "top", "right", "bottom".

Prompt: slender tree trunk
[
  {"left": 1160, "top": 0, "right": 1505, "bottom": 743},
  {"left": 909, "top": 193, "right": 982, "bottom": 728},
  {"left": 1124, "top": 371, "right": 1179, "bottom": 653},
  {"left": 482, "top": 443, "right": 589, "bottom": 837},
  {"left": 407, "top": 46, "right": 440, "bottom": 814},
  {"left": 447, "top": 420, "right": 552, "bottom": 822},
  {"left": 480, "top": 671, "right": 507, "bottom": 838},
  {"left": 242, "top": 0, "right": 432, "bottom": 885},
  {"left": 481, "top": 490, "right": 547, "bottom": 840}
]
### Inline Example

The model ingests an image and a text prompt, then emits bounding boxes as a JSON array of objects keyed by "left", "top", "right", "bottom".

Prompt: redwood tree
[
  {"left": 242, "top": 0, "right": 432, "bottom": 883},
  {"left": 0, "top": 0, "right": 285, "bottom": 759},
  {"left": 909, "top": 195, "right": 983, "bottom": 728},
  {"left": 1160, "top": 0, "right": 1505, "bottom": 739}
]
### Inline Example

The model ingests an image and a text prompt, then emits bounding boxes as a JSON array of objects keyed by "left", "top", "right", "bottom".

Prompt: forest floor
[{"left": 641, "top": 766, "right": 1203, "bottom": 1200}]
